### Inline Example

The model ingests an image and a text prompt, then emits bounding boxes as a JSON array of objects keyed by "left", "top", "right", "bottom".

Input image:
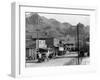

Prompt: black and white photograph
[{"left": 25, "top": 12, "right": 90, "bottom": 67}]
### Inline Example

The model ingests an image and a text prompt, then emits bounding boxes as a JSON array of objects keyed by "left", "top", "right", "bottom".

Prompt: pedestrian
[
  {"left": 37, "top": 50, "right": 42, "bottom": 62},
  {"left": 46, "top": 48, "right": 51, "bottom": 61},
  {"left": 59, "top": 41, "right": 64, "bottom": 55}
]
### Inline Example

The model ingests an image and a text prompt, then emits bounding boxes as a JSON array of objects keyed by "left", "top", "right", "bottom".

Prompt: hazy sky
[{"left": 26, "top": 12, "right": 90, "bottom": 26}]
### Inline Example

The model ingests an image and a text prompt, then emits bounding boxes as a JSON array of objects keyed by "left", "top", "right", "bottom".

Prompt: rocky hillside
[{"left": 26, "top": 13, "right": 89, "bottom": 41}]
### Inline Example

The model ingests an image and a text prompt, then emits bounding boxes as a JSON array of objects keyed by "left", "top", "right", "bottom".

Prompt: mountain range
[{"left": 26, "top": 13, "right": 89, "bottom": 41}]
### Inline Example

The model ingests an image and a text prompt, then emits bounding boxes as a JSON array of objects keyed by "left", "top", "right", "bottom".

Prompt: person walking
[
  {"left": 46, "top": 48, "right": 51, "bottom": 61},
  {"left": 59, "top": 41, "right": 64, "bottom": 55}
]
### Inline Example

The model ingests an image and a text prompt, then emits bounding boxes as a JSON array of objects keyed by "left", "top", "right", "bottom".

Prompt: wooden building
[{"left": 26, "top": 32, "right": 54, "bottom": 60}]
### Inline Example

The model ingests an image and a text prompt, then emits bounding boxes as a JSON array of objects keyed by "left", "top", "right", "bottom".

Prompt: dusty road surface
[{"left": 26, "top": 53, "right": 79, "bottom": 67}]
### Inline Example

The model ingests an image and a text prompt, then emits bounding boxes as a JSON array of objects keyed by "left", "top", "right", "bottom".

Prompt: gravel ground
[
  {"left": 26, "top": 58, "right": 75, "bottom": 67},
  {"left": 26, "top": 53, "right": 78, "bottom": 67},
  {"left": 25, "top": 53, "right": 89, "bottom": 67}
]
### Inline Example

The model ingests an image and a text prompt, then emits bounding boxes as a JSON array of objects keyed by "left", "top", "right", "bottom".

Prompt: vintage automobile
[
  {"left": 37, "top": 48, "right": 54, "bottom": 62},
  {"left": 36, "top": 48, "right": 47, "bottom": 62}
]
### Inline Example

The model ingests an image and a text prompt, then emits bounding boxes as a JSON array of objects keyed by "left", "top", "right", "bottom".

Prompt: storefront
[{"left": 26, "top": 34, "right": 54, "bottom": 61}]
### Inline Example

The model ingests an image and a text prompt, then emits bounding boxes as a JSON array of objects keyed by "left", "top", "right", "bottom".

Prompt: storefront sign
[{"left": 36, "top": 40, "right": 47, "bottom": 48}]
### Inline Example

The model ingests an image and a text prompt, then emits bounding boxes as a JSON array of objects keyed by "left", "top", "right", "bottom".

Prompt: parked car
[{"left": 37, "top": 48, "right": 47, "bottom": 62}]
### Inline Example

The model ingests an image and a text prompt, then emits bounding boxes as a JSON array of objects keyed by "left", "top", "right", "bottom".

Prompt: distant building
[{"left": 58, "top": 35, "right": 76, "bottom": 51}]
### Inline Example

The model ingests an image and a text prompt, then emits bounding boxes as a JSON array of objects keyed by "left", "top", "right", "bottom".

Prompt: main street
[{"left": 26, "top": 53, "right": 79, "bottom": 67}]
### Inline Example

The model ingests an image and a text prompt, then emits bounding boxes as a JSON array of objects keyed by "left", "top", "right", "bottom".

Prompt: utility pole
[{"left": 77, "top": 23, "right": 80, "bottom": 65}]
